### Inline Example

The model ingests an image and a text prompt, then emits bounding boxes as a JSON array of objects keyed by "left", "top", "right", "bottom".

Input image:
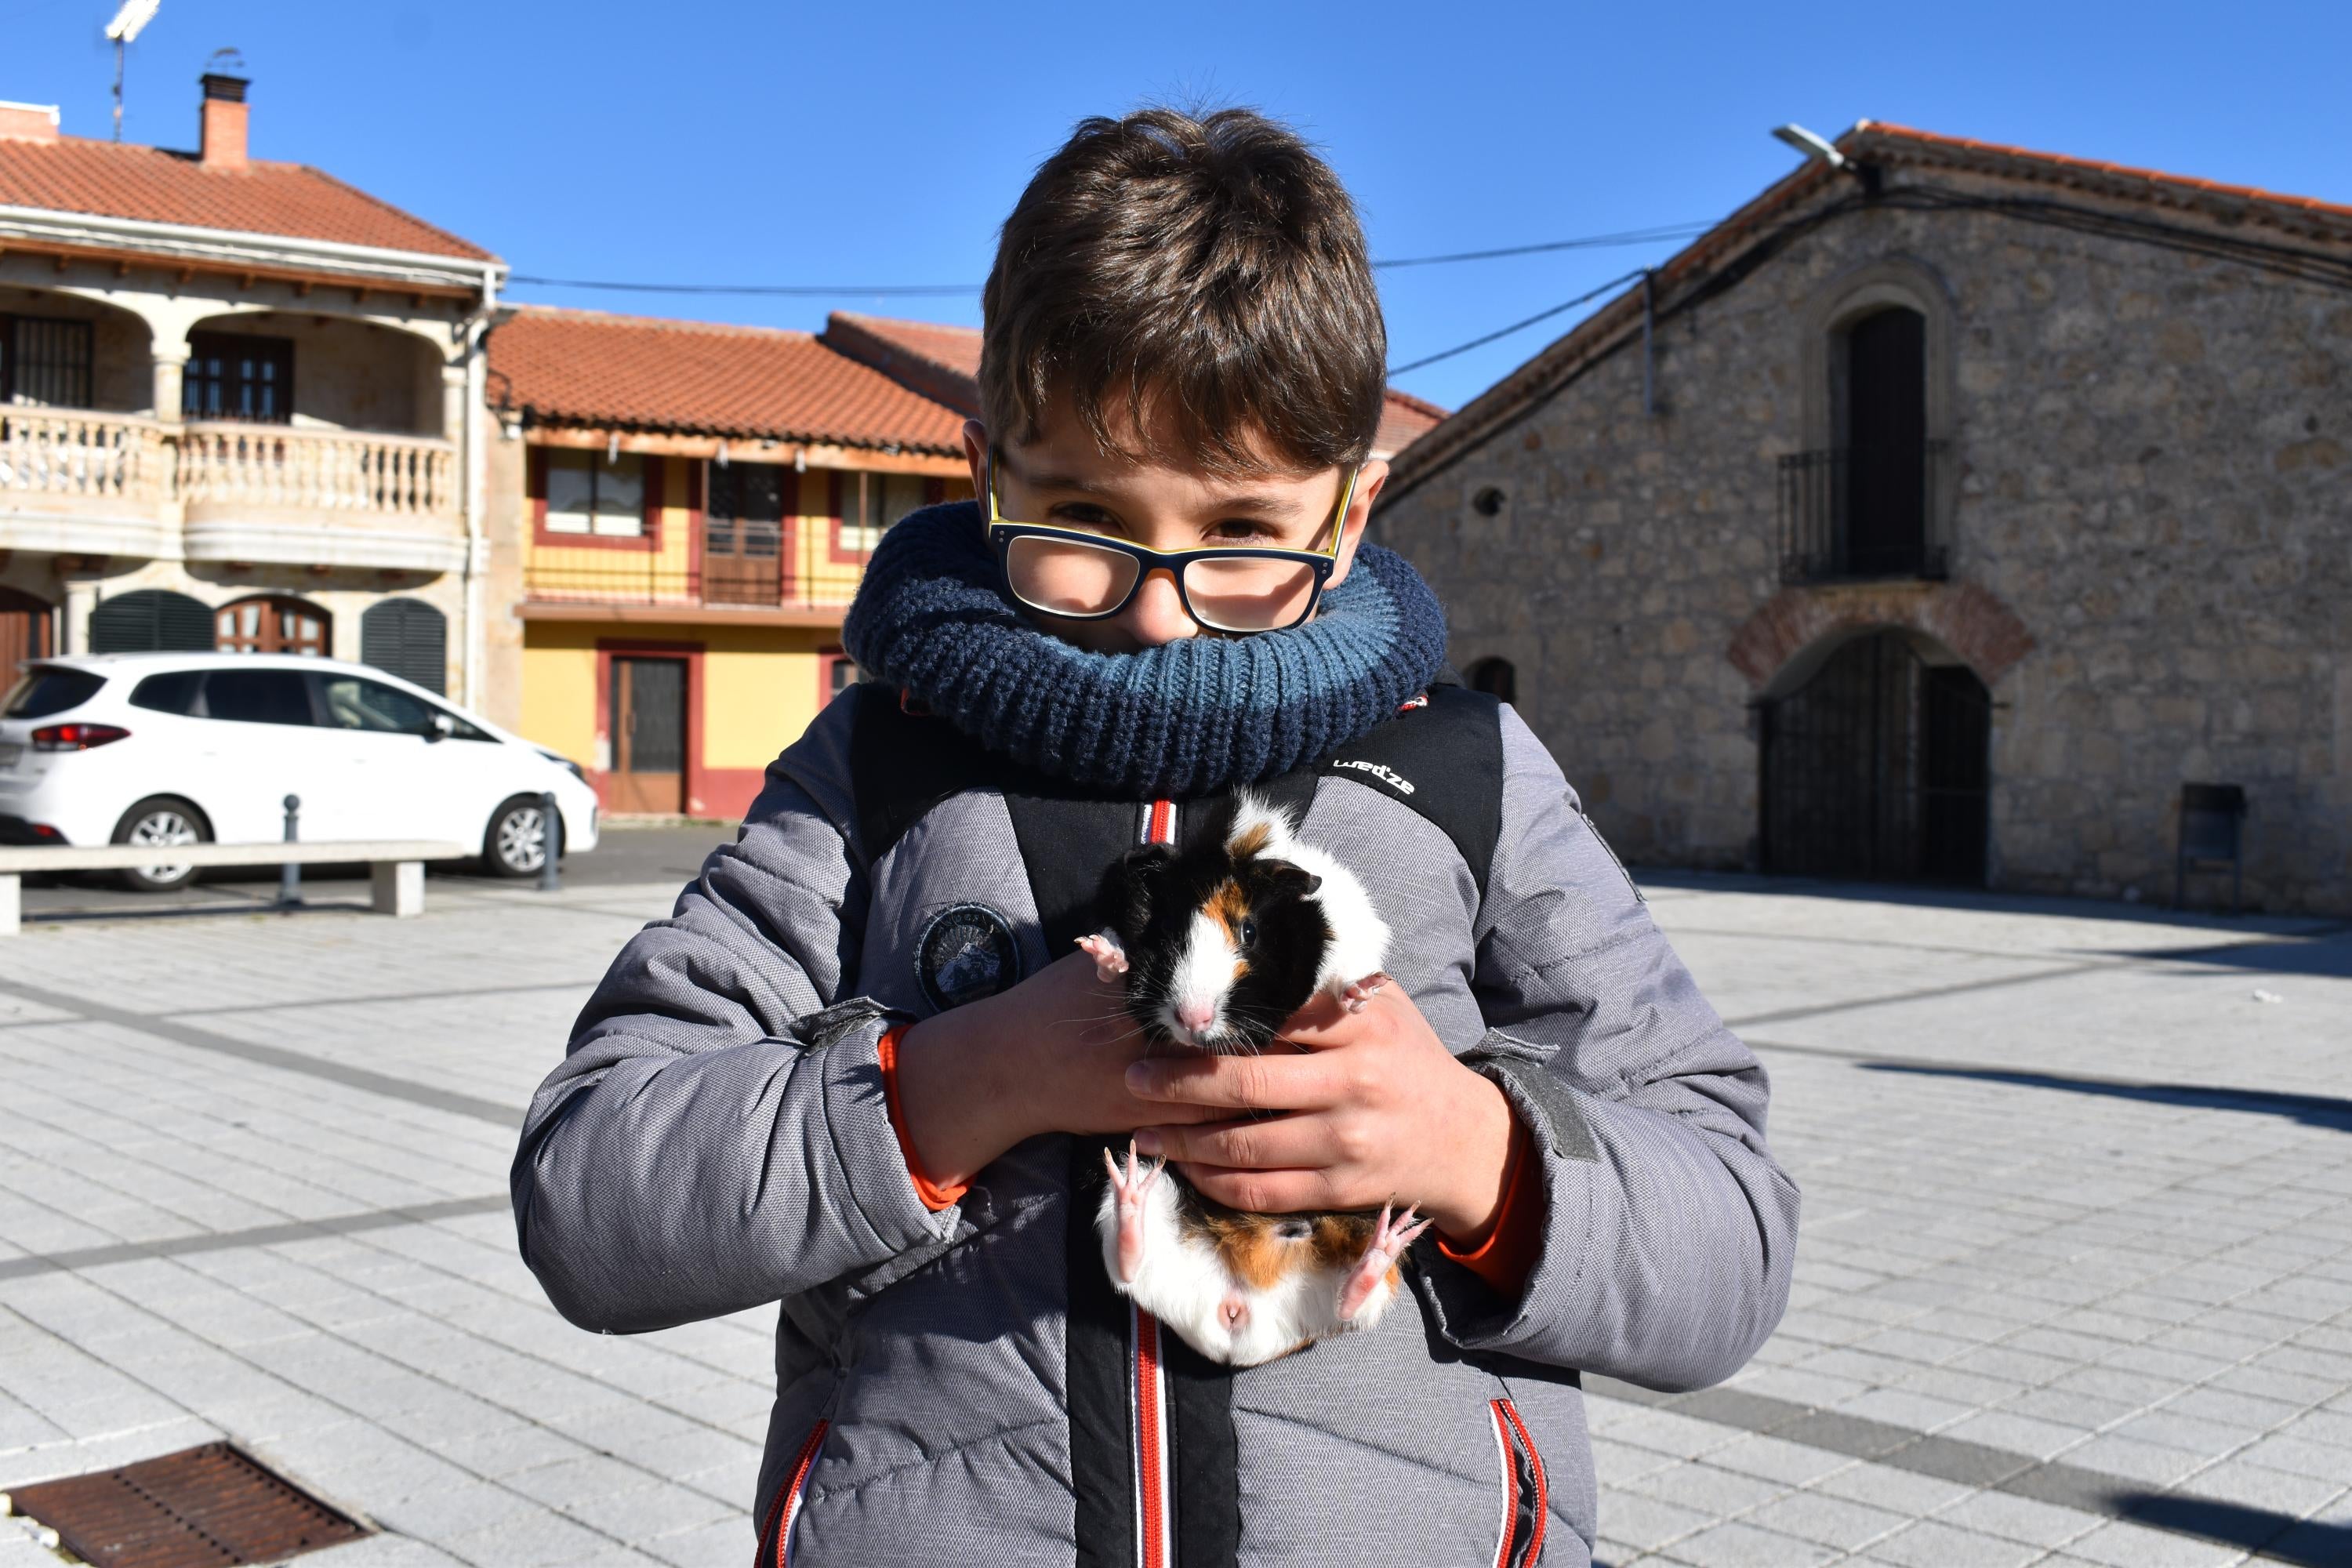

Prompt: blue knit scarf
[{"left": 841, "top": 502, "right": 1450, "bottom": 798}]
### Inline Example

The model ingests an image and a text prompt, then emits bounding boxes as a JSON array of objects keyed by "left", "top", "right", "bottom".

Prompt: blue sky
[{"left": 11, "top": 0, "right": 2348, "bottom": 412}]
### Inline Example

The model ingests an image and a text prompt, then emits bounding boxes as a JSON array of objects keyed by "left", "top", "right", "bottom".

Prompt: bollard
[
  {"left": 278, "top": 794, "right": 303, "bottom": 907},
  {"left": 538, "top": 791, "right": 561, "bottom": 892}
]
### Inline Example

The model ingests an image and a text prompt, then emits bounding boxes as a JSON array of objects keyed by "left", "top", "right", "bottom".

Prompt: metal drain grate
[{"left": 3, "top": 1442, "right": 368, "bottom": 1566}]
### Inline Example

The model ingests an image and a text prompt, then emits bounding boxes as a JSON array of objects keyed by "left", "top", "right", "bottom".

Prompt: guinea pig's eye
[{"left": 1239, "top": 916, "right": 1258, "bottom": 946}]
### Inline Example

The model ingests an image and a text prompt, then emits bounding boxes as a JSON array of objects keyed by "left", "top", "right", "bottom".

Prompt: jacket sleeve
[
  {"left": 508, "top": 700, "right": 954, "bottom": 1334},
  {"left": 1416, "top": 706, "right": 1799, "bottom": 1391}
]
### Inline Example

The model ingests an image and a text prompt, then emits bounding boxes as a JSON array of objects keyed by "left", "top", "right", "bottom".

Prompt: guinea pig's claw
[
  {"left": 1102, "top": 1141, "right": 1163, "bottom": 1286},
  {"left": 1338, "top": 1201, "right": 1432, "bottom": 1323},
  {"left": 1341, "top": 972, "right": 1392, "bottom": 1013},
  {"left": 1076, "top": 931, "right": 1130, "bottom": 982}
]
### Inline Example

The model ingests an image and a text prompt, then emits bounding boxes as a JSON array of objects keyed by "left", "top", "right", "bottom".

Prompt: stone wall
[{"left": 1375, "top": 170, "right": 2352, "bottom": 913}]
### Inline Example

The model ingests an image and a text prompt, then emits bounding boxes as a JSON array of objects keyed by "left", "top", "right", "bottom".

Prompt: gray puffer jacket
[{"left": 511, "top": 684, "right": 1798, "bottom": 1567}]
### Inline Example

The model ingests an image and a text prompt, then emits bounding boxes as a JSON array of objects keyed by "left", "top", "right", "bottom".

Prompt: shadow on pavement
[
  {"left": 2115, "top": 1490, "right": 2351, "bottom": 1566},
  {"left": 2082, "top": 933, "right": 2352, "bottom": 979},
  {"left": 1862, "top": 1062, "right": 2352, "bottom": 1131},
  {"left": 1632, "top": 867, "right": 2341, "bottom": 937}
]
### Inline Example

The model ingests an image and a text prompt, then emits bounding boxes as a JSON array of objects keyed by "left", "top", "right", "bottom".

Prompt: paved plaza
[{"left": 1, "top": 828, "right": 2347, "bottom": 1567}]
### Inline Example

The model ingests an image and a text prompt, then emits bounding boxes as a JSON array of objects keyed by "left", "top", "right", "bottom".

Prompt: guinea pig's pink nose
[{"left": 1178, "top": 1001, "right": 1216, "bottom": 1036}]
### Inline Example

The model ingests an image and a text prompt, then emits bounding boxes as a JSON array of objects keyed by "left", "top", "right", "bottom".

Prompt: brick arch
[{"left": 1727, "top": 581, "right": 2034, "bottom": 692}]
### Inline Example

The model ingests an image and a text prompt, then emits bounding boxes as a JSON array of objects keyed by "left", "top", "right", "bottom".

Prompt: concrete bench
[{"left": 0, "top": 840, "right": 471, "bottom": 934}]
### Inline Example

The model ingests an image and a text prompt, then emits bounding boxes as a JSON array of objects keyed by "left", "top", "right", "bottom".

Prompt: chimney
[
  {"left": 198, "top": 71, "right": 249, "bottom": 169},
  {"left": 0, "top": 100, "right": 61, "bottom": 143}
]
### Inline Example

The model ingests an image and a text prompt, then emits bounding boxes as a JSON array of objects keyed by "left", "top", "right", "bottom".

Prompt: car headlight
[{"left": 539, "top": 750, "right": 588, "bottom": 784}]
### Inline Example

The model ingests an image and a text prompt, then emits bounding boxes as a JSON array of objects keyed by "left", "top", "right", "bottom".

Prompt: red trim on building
[
  {"left": 816, "top": 645, "right": 856, "bottom": 711},
  {"left": 684, "top": 458, "right": 705, "bottom": 600},
  {"left": 827, "top": 469, "right": 869, "bottom": 566},
  {"left": 779, "top": 467, "right": 804, "bottom": 603}
]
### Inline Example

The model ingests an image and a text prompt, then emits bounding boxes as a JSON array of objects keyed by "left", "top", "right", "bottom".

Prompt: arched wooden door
[
  {"left": 1760, "top": 630, "right": 1989, "bottom": 884},
  {"left": 216, "top": 595, "right": 330, "bottom": 656},
  {"left": 0, "top": 587, "right": 54, "bottom": 694}
]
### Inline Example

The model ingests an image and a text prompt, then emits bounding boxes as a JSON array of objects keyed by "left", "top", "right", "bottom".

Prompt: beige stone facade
[{"left": 1374, "top": 125, "right": 2352, "bottom": 913}]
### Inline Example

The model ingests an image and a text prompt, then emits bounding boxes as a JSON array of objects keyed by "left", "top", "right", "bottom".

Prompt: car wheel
[
  {"left": 485, "top": 795, "right": 560, "bottom": 878},
  {"left": 111, "top": 797, "right": 211, "bottom": 892}
]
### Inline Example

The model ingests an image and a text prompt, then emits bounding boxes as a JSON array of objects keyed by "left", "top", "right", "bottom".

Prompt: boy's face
[{"left": 962, "top": 401, "right": 1388, "bottom": 654}]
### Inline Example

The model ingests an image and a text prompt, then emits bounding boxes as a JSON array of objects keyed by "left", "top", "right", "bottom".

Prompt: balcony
[
  {"left": 0, "top": 409, "right": 461, "bottom": 571},
  {"left": 1777, "top": 441, "right": 1951, "bottom": 584},
  {"left": 521, "top": 557, "right": 856, "bottom": 627}
]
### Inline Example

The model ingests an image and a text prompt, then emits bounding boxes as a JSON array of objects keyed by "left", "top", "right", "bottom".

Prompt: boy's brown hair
[{"left": 980, "top": 107, "right": 1388, "bottom": 475}]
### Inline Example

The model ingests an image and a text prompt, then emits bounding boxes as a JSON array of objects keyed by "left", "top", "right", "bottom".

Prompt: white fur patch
[
  {"left": 1097, "top": 1175, "right": 1403, "bottom": 1368},
  {"left": 1225, "top": 789, "right": 1391, "bottom": 1001}
]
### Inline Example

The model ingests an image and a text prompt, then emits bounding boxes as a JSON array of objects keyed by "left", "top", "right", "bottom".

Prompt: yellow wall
[
  {"left": 704, "top": 626, "right": 837, "bottom": 771},
  {"left": 520, "top": 622, "right": 600, "bottom": 768}
]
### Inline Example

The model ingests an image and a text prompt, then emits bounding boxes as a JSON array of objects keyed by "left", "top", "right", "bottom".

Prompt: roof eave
[{"left": 0, "top": 203, "right": 504, "bottom": 293}]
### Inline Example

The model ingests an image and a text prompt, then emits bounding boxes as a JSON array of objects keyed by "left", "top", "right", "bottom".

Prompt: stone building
[
  {"left": 1374, "top": 122, "right": 2351, "bottom": 914},
  {"left": 0, "top": 72, "right": 501, "bottom": 701}
]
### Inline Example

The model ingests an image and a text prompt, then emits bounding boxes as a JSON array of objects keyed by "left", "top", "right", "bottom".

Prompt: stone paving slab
[{"left": 0, "top": 868, "right": 2346, "bottom": 1566}]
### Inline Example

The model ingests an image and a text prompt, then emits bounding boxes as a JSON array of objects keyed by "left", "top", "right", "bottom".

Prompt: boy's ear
[
  {"left": 1323, "top": 458, "right": 1389, "bottom": 590},
  {"left": 961, "top": 419, "right": 991, "bottom": 510}
]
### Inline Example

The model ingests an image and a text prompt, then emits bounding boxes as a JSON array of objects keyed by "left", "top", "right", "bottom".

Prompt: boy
[{"left": 512, "top": 107, "right": 1796, "bottom": 1566}]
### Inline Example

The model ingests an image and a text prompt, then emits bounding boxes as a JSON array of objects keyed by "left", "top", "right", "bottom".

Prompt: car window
[
  {"left": 3, "top": 668, "right": 105, "bottom": 719},
  {"left": 129, "top": 670, "right": 204, "bottom": 715},
  {"left": 201, "top": 668, "right": 314, "bottom": 727},
  {"left": 318, "top": 674, "right": 436, "bottom": 734}
]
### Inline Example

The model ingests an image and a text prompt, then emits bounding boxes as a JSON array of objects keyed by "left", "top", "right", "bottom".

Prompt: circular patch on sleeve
[{"left": 916, "top": 902, "right": 1022, "bottom": 1011}]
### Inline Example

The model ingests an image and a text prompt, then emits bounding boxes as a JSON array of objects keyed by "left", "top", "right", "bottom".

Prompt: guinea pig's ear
[
  {"left": 1255, "top": 858, "right": 1323, "bottom": 900},
  {"left": 1095, "top": 844, "right": 1176, "bottom": 934}
]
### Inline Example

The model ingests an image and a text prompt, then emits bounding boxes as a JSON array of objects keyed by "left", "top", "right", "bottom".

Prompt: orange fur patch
[
  {"left": 1204, "top": 880, "right": 1251, "bottom": 946},
  {"left": 1229, "top": 820, "right": 1272, "bottom": 858}
]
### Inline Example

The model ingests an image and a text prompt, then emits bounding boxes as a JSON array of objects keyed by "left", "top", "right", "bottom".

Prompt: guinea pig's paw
[
  {"left": 1336, "top": 1202, "right": 1433, "bottom": 1323},
  {"left": 1076, "top": 931, "right": 1131, "bottom": 982},
  {"left": 1102, "top": 1140, "right": 1165, "bottom": 1286},
  {"left": 1340, "top": 971, "right": 1394, "bottom": 1013}
]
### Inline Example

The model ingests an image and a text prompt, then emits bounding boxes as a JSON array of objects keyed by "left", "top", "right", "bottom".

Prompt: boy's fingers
[
  {"left": 1174, "top": 1163, "right": 1342, "bottom": 1215},
  {"left": 1125, "top": 1050, "right": 1332, "bottom": 1109},
  {"left": 1135, "top": 1116, "right": 1325, "bottom": 1170}
]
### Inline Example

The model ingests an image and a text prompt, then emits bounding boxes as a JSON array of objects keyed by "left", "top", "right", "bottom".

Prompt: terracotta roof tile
[
  {"left": 1861, "top": 121, "right": 2352, "bottom": 223},
  {"left": 826, "top": 312, "right": 1450, "bottom": 458},
  {"left": 490, "top": 306, "right": 967, "bottom": 453},
  {"left": 0, "top": 134, "right": 493, "bottom": 260}
]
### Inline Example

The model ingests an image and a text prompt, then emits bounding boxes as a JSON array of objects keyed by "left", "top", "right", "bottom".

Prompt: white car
[{"left": 0, "top": 652, "right": 599, "bottom": 891}]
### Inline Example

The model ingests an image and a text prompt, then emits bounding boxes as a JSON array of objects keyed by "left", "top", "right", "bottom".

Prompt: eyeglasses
[{"left": 985, "top": 450, "right": 1359, "bottom": 634}]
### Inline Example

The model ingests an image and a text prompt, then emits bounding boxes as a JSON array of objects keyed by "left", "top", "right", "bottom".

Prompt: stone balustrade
[
  {"left": 177, "top": 423, "right": 454, "bottom": 518},
  {"left": 0, "top": 408, "right": 169, "bottom": 508}
]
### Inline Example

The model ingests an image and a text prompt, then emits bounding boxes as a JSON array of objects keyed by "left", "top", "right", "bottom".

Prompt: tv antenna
[{"left": 104, "top": 0, "right": 163, "bottom": 143}]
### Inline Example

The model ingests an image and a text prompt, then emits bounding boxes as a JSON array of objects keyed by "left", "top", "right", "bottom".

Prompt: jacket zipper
[
  {"left": 1489, "top": 1397, "right": 1548, "bottom": 1568},
  {"left": 756, "top": 1417, "right": 831, "bottom": 1568},
  {"left": 1130, "top": 797, "right": 1178, "bottom": 1568}
]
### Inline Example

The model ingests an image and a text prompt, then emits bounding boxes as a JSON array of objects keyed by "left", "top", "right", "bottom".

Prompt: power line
[
  {"left": 502, "top": 220, "right": 1715, "bottom": 299},
  {"left": 1372, "top": 222, "right": 1711, "bottom": 270},
  {"left": 1385, "top": 269, "right": 1646, "bottom": 376}
]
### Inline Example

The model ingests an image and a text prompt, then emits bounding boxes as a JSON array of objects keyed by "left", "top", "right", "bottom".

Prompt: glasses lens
[
  {"left": 1005, "top": 534, "right": 1142, "bottom": 617},
  {"left": 1182, "top": 555, "right": 1319, "bottom": 632}
]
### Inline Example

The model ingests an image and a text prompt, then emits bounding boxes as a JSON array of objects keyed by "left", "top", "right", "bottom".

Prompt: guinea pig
[{"left": 1076, "top": 793, "right": 1428, "bottom": 1367}]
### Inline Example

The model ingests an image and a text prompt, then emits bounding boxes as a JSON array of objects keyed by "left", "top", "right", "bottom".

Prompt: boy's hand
[
  {"left": 1124, "top": 985, "right": 1519, "bottom": 1247},
  {"left": 891, "top": 949, "right": 1220, "bottom": 1191}
]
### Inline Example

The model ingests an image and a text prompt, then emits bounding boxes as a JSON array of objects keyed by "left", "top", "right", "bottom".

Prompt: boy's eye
[
  {"left": 1049, "top": 503, "right": 1121, "bottom": 535},
  {"left": 1238, "top": 916, "right": 1258, "bottom": 946}
]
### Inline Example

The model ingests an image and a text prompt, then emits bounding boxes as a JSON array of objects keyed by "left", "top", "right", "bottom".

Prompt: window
[
  {"left": 184, "top": 332, "right": 295, "bottom": 423},
  {"left": 216, "top": 595, "right": 329, "bottom": 656},
  {"left": 544, "top": 448, "right": 646, "bottom": 536},
  {"left": 1471, "top": 486, "right": 1506, "bottom": 518},
  {"left": 820, "top": 651, "right": 860, "bottom": 706},
  {"left": 318, "top": 673, "right": 437, "bottom": 734},
  {"left": 1, "top": 315, "right": 96, "bottom": 408},
  {"left": 3, "top": 667, "right": 103, "bottom": 719},
  {"left": 201, "top": 668, "right": 314, "bottom": 726},
  {"left": 838, "top": 472, "right": 918, "bottom": 558},
  {"left": 129, "top": 670, "right": 204, "bottom": 715},
  {"left": 360, "top": 599, "right": 448, "bottom": 695},
  {"left": 1465, "top": 657, "right": 1517, "bottom": 705},
  {"left": 89, "top": 590, "right": 214, "bottom": 654}
]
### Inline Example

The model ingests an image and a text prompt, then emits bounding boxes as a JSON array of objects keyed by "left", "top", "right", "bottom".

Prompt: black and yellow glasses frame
[{"left": 982, "top": 450, "right": 1362, "bottom": 633}]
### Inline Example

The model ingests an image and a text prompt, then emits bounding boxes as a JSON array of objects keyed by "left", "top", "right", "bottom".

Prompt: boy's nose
[{"left": 1120, "top": 568, "right": 1196, "bottom": 645}]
